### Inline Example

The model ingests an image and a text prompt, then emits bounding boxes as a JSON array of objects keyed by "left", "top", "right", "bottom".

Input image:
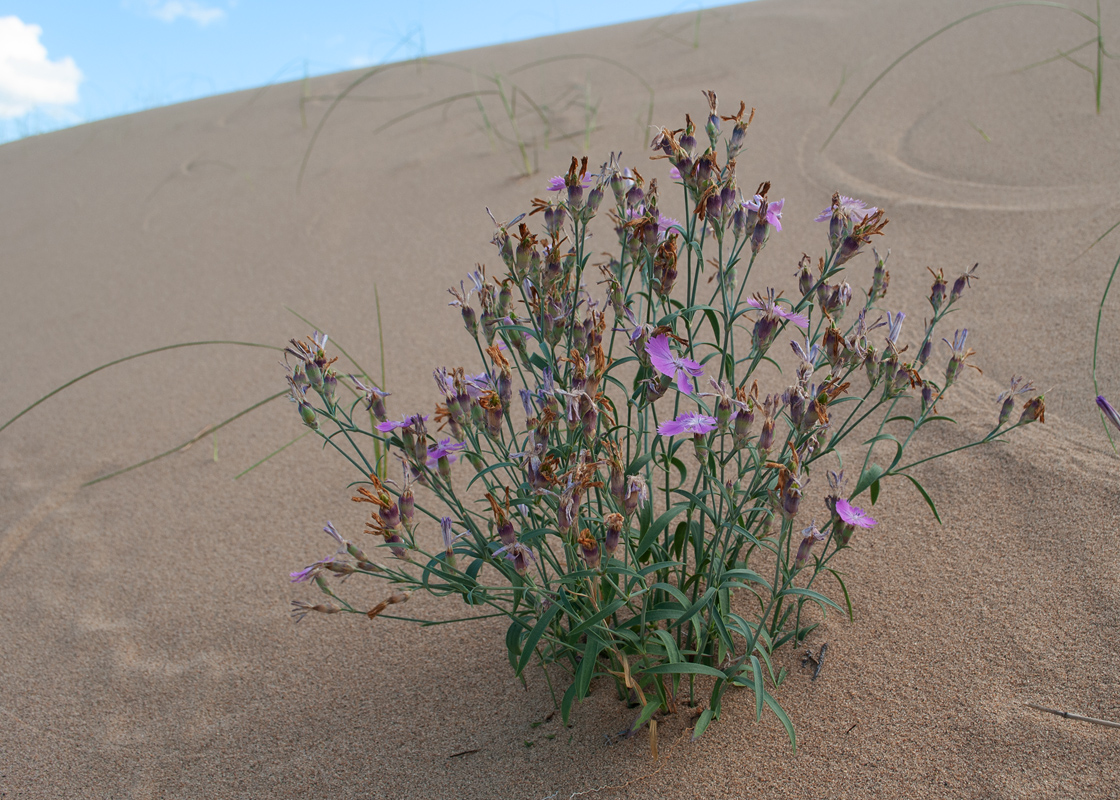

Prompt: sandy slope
[{"left": 1, "top": 0, "right": 1118, "bottom": 797}]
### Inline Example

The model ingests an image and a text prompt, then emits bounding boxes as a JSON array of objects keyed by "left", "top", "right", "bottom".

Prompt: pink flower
[
  {"left": 835, "top": 498, "right": 876, "bottom": 528},
  {"left": 426, "top": 438, "right": 465, "bottom": 467},
  {"left": 745, "top": 289, "right": 809, "bottom": 330},
  {"left": 657, "top": 411, "right": 718, "bottom": 437},
  {"left": 669, "top": 165, "right": 682, "bottom": 180},
  {"left": 376, "top": 414, "right": 428, "bottom": 433},
  {"left": 626, "top": 207, "right": 681, "bottom": 238},
  {"left": 815, "top": 195, "right": 876, "bottom": 224},
  {"left": 744, "top": 195, "right": 785, "bottom": 232},
  {"left": 645, "top": 334, "right": 703, "bottom": 394}
]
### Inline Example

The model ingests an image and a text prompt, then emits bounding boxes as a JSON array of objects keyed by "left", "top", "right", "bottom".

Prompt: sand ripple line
[{"left": 0, "top": 476, "right": 83, "bottom": 577}]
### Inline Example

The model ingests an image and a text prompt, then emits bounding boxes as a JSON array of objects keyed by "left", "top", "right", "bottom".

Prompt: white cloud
[
  {"left": 143, "top": 1, "right": 226, "bottom": 26},
  {"left": 0, "top": 17, "right": 83, "bottom": 119}
]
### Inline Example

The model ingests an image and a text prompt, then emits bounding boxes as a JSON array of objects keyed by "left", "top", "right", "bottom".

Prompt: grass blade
[
  {"left": 234, "top": 430, "right": 311, "bottom": 479},
  {"left": 1092, "top": 250, "right": 1120, "bottom": 451},
  {"left": 1, "top": 340, "right": 280, "bottom": 436},
  {"left": 822, "top": 2, "right": 1097, "bottom": 151},
  {"left": 83, "top": 391, "right": 287, "bottom": 487}
]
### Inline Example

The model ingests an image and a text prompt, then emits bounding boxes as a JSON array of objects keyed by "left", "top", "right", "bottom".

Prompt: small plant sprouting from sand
[
  {"left": 1093, "top": 250, "right": 1120, "bottom": 450},
  {"left": 296, "top": 55, "right": 655, "bottom": 188},
  {"left": 822, "top": 0, "right": 1118, "bottom": 151},
  {"left": 284, "top": 91, "right": 1045, "bottom": 747}
]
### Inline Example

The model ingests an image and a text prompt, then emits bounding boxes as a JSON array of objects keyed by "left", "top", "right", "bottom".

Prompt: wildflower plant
[{"left": 284, "top": 92, "right": 1043, "bottom": 748}]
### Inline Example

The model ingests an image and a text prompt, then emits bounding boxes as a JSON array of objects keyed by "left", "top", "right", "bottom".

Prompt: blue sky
[{"left": 0, "top": 1, "right": 747, "bottom": 142}]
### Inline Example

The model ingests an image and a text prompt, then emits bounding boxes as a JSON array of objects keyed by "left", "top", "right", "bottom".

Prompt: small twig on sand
[
  {"left": 1026, "top": 703, "right": 1120, "bottom": 730},
  {"left": 449, "top": 748, "right": 481, "bottom": 758},
  {"left": 813, "top": 643, "right": 828, "bottom": 681},
  {"left": 801, "top": 643, "right": 829, "bottom": 681}
]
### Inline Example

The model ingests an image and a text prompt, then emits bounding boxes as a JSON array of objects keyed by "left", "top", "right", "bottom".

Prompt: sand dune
[{"left": 1, "top": 0, "right": 1118, "bottom": 796}]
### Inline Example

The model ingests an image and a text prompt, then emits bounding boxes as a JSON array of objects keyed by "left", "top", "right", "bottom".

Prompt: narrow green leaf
[
  {"left": 668, "top": 586, "right": 716, "bottom": 632},
  {"left": 751, "top": 655, "right": 764, "bottom": 722},
  {"left": 780, "top": 587, "right": 844, "bottom": 615},
  {"left": 638, "top": 560, "right": 684, "bottom": 577},
  {"left": 636, "top": 503, "right": 691, "bottom": 559},
  {"left": 506, "top": 618, "right": 527, "bottom": 671},
  {"left": 568, "top": 599, "right": 626, "bottom": 638},
  {"left": 852, "top": 464, "right": 884, "bottom": 498},
  {"left": 631, "top": 699, "right": 661, "bottom": 733},
  {"left": 575, "top": 635, "right": 604, "bottom": 699},
  {"left": 648, "top": 582, "right": 690, "bottom": 607},
  {"left": 902, "top": 473, "right": 942, "bottom": 524},
  {"left": 561, "top": 681, "right": 578, "bottom": 726},
  {"left": 692, "top": 708, "right": 714, "bottom": 741},
  {"left": 642, "top": 662, "right": 727, "bottom": 679},
  {"left": 827, "top": 568, "right": 854, "bottom": 621},
  {"left": 466, "top": 460, "right": 516, "bottom": 490},
  {"left": 870, "top": 478, "right": 881, "bottom": 505},
  {"left": 652, "top": 630, "right": 681, "bottom": 664},
  {"left": 627, "top": 452, "right": 654, "bottom": 475},
  {"left": 763, "top": 690, "right": 796, "bottom": 752},
  {"left": 516, "top": 602, "right": 561, "bottom": 677}
]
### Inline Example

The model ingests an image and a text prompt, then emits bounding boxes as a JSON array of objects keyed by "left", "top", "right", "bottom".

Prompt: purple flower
[
  {"left": 441, "top": 516, "right": 468, "bottom": 551},
  {"left": 289, "top": 563, "right": 322, "bottom": 583},
  {"left": 645, "top": 334, "right": 703, "bottom": 393},
  {"left": 495, "top": 540, "right": 536, "bottom": 576},
  {"left": 885, "top": 311, "right": 905, "bottom": 345},
  {"left": 657, "top": 411, "right": 719, "bottom": 437},
  {"left": 745, "top": 289, "right": 810, "bottom": 329},
  {"left": 547, "top": 174, "right": 592, "bottom": 191},
  {"left": 1098, "top": 396, "right": 1120, "bottom": 432},
  {"left": 290, "top": 522, "right": 348, "bottom": 582},
  {"left": 744, "top": 195, "right": 785, "bottom": 232},
  {"left": 835, "top": 498, "right": 876, "bottom": 528},
  {"left": 323, "top": 521, "right": 345, "bottom": 546},
  {"left": 669, "top": 165, "right": 682, "bottom": 180},
  {"left": 815, "top": 195, "right": 877, "bottom": 224},
  {"left": 376, "top": 414, "right": 428, "bottom": 433},
  {"left": 426, "top": 438, "right": 465, "bottom": 467},
  {"left": 626, "top": 207, "right": 681, "bottom": 238},
  {"left": 795, "top": 522, "right": 826, "bottom": 567}
]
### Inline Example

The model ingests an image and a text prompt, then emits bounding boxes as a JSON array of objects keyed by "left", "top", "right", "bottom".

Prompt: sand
[{"left": 1, "top": 0, "right": 1118, "bottom": 796}]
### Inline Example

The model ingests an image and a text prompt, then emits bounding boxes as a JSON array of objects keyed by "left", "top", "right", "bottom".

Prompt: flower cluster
[{"left": 283, "top": 91, "right": 1042, "bottom": 745}]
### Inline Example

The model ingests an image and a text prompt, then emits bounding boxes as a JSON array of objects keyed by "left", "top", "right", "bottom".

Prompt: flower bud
[
  {"left": 399, "top": 486, "right": 414, "bottom": 522},
  {"left": 1019, "top": 395, "right": 1045, "bottom": 424},
  {"left": 319, "top": 370, "right": 337, "bottom": 408},
  {"left": 870, "top": 248, "right": 890, "bottom": 302},
  {"left": 758, "top": 416, "right": 775, "bottom": 453},
  {"left": 929, "top": 269, "right": 947, "bottom": 312},
  {"left": 578, "top": 529, "right": 601, "bottom": 570},
  {"left": 917, "top": 337, "right": 932, "bottom": 366},
  {"left": 460, "top": 303, "right": 479, "bottom": 339},
  {"left": 304, "top": 361, "right": 324, "bottom": 392},
  {"left": 297, "top": 399, "right": 319, "bottom": 430},
  {"left": 604, "top": 513, "right": 624, "bottom": 558},
  {"left": 998, "top": 394, "right": 1015, "bottom": 426},
  {"left": 796, "top": 254, "right": 814, "bottom": 298},
  {"left": 733, "top": 406, "right": 754, "bottom": 447},
  {"left": 795, "top": 523, "right": 824, "bottom": 568},
  {"left": 623, "top": 475, "right": 647, "bottom": 518},
  {"left": 586, "top": 184, "right": 604, "bottom": 214}
]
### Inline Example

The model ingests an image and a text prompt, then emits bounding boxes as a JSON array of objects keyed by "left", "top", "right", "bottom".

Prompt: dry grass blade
[
  {"left": 822, "top": 1, "right": 1103, "bottom": 151},
  {"left": 0, "top": 340, "right": 281, "bottom": 436},
  {"left": 1026, "top": 702, "right": 1120, "bottom": 729},
  {"left": 83, "top": 390, "right": 287, "bottom": 487}
]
